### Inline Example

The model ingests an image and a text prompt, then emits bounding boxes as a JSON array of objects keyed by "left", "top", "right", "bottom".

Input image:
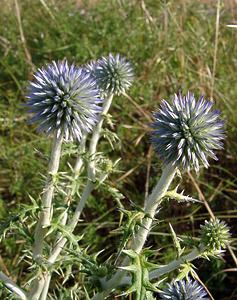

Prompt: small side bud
[{"left": 200, "top": 219, "right": 231, "bottom": 254}]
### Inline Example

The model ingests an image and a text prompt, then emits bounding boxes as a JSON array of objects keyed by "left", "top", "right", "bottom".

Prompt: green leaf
[
  {"left": 121, "top": 249, "right": 161, "bottom": 300},
  {"left": 169, "top": 223, "right": 185, "bottom": 257}
]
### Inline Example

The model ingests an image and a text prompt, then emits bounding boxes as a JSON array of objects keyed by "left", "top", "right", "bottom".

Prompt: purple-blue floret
[{"left": 160, "top": 278, "right": 210, "bottom": 300}]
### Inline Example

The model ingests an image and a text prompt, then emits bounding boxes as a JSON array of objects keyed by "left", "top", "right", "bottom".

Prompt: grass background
[{"left": 0, "top": 0, "right": 237, "bottom": 299}]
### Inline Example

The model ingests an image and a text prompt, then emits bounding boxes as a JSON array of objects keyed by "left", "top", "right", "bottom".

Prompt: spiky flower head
[
  {"left": 87, "top": 54, "right": 134, "bottom": 95},
  {"left": 26, "top": 60, "right": 102, "bottom": 141},
  {"left": 200, "top": 219, "right": 231, "bottom": 253},
  {"left": 151, "top": 92, "right": 224, "bottom": 172},
  {"left": 160, "top": 278, "right": 209, "bottom": 300}
]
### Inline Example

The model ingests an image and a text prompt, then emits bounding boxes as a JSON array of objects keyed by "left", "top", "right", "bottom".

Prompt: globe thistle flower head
[
  {"left": 26, "top": 60, "right": 103, "bottom": 141},
  {"left": 200, "top": 219, "right": 231, "bottom": 253},
  {"left": 151, "top": 92, "right": 225, "bottom": 172},
  {"left": 85, "top": 60, "right": 97, "bottom": 75},
  {"left": 89, "top": 53, "right": 134, "bottom": 96},
  {"left": 160, "top": 278, "right": 209, "bottom": 300}
]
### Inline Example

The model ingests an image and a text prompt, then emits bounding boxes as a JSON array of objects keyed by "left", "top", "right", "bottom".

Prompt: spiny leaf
[
  {"left": 83, "top": 287, "right": 91, "bottom": 300},
  {"left": 119, "top": 264, "right": 137, "bottom": 272},
  {"left": 51, "top": 223, "right": 83, "bottom": 247},
  {"left": 176, "top": 262, "right": 198, "bottom": 281},
  {"left": 169, "top": 223, "right": 185, "bottom": 257},
  {"left": 166, "top": 186, "right": 202, "bottom": 203},
  {"left": 114, "top": 209, "right": 146, "bottom": 263},
  {"left": 102, "top": 128, "right": 121, "bottom": 150},
  {"left": 121, "top": 249, "right": 160, "bottom": 300}
]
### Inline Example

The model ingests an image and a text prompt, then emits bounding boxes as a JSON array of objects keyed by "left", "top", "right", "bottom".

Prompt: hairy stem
[
  {"left": 132, "top": 164, "right": 176, "bottom": 253},
  {"left": 39, "top": 274, "right": 51, "bottom": 300},
  {"left": 48, "top": 94, "right": 113, "bottom": 265},
  {"left": 36, "top": 94, "right": 114, "bottom": 299},
  {"left": 32, "top": 133, "right": 63, "bottom": 260},
  {"left": 149, "top": 246, "right": 203, "bottom": 279},
  {"left": 0, "top": 271, "right": 27, "bottom": 300},
  {"left": 60, "top": 134, "right": 87, "bottom": 228},
  {"left": 47, "top": 180, "right": 94, "bottom": 265},
  {"left": 28, "top": 134, "right": 63, "bottom": 300},
  {"left": 92, "top": 163, "right": 177, "bottom": 300}
]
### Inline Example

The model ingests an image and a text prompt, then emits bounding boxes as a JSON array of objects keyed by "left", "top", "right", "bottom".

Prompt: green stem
[{"left": 92, "top": 163, "right": 177, "bottom": 300}]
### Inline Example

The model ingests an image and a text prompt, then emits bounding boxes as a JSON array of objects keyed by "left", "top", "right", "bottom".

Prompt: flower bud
[
  {"left": 200, "top": 219, "right": 231, "bottom": 253},
  {"left": 87, "top": 54, "right": 134, "bottom": 96}
]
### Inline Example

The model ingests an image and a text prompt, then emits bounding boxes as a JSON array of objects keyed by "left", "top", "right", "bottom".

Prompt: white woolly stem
[
  {"left": 33, "top": 133, "right": 63, "bottom": 260},
  {"left": 39, "top": 274, "right": 51, "bottom": 300},
  {"left": 0, "top": 271, "right": 27, "bottom": 300},
  {"left": 27, "top": 276, "right": 45, "bottom": 300},
  {"left": 149, "top": 246, "right": 203, "bottom": 280},
  {"left": 92, "top": 163, "right": 176, "bottom": 300},
  {"left": 132, "top": 164, "right": 176, "bottom": 252},
  {"left": 48, "top": 94, "right": 113, "bottom": 265},
  {"left": 28, "top": 134, "right": 63, "bottom": 300},
  {"left": 60, "top": 134, "right": 87, "bottom": 228},
  {"left": 34, "top": 94, "right": 114, "bottom": 299},
  {"left": 28, "top": 135, "right": 84, "bottom": 300},
  {"left": 47, "top": 180, "right": 94, "bottom": 265}
]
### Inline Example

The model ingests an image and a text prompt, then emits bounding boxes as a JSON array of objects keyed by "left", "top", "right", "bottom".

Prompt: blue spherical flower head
[
  {"left": 87, "top": 54, "right": 134, "bottom": 96},
  {"left": 151, "top": 92, "right": 225, "bottom": 172},
  {"left": 160, "top": 278, "right": 209, "bottom": 300},
  {"left": 26, "top": 60, "right": 103, "bottom": 141}
]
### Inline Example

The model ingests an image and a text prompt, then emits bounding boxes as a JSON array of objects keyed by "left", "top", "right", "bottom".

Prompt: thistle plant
[
  {"left": 91, "top": 92, "right": 226, "bottom": 300},
  {"left": 28, "top": 54, "right": 134, "bottom": 299},
  {"left": 25, "top": 61, "right": 102, "bottom": 263},
  {"left": 0, "top": 55, "right": 233, "bottom": 300}
]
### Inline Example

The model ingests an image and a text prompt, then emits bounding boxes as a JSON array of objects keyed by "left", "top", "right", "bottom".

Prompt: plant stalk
[
  {"left": 59, "top": 134, "right": 87, "bottom": 228},
  {"left": 28, "top": 134, "right": 63, "bottom": 300},
  {"left": 32, "top": 133, "right": 63, "bottom": 260},
  {"left": 0, "top": 271, "right": 27, "bottom": 300},
  {"left": 48, "top": 94, "right": 113, "bottom": 265},
  {"left": 149, "top": 246, "right": 203, "bottom": 279},
  {"left": 35, "top": 94, "right": 114, "bottom": 299},
  {"left": 92, "top": 163, "right": 177, "bottom": 300}
]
